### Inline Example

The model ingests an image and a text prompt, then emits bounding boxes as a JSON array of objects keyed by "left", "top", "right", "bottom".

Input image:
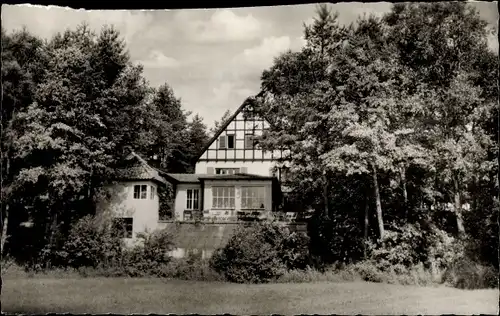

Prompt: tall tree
[
  {"left": 210, "top": 109, "right": 232, "bottom": 136},
  {"left": 384, "top": 2, "right": 496, "bottom": 236},
  {"left": 6, "top": 24, "right": 157, "bottom": 262},
  {"left": 185, "top": 114, "right": 210, "bottom": 172},
  {"left": 1, "top": 27, "right": 47, "bottom": 255}
]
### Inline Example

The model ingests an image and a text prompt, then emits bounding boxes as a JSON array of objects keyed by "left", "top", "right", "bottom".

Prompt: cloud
[
  {"left": 1, "top": 4, "right": 155, "bottom": 45},
  {"left": 176, "top": 9, "right": 264, "bottom": 43},
  {"left": 137, "top": 50, "right": 181, "bottom": 69},
  {"left": 235, "top": 36, "right": 292, "bottom": 70}
]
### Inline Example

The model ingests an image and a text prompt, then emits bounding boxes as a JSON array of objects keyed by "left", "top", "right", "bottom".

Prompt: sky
[{"left": 2, "top": 2, "right": 498, "bottom": 129}]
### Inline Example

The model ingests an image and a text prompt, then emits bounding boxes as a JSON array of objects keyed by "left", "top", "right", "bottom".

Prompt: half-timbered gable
[{"left": 195, "top": 98, "right": 287, "bottom": 179}]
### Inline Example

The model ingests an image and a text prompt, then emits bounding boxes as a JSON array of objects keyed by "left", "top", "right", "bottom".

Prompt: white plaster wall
[
  {"left": 174, "top": 183, "right": 202, "bottom": 220},
  {"left": 96, "top": 180, "right": 159, "bottom": 241}
]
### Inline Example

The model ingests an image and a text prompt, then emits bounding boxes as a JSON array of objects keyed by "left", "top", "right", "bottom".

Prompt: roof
[
  {"left": 195, "top": 90, "right": 266, "bottom": 161},
  {"left": 163, "top": 172, "right": 276, "bottom": 184},
  {"left": 162, "top": 173, "right": 206, "bottom": 184},
  {"left": 115, "top": 151, "right": 167, "bottom": 184}
]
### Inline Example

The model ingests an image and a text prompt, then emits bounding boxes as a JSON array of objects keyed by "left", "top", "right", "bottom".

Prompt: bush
[
  {"left": 60, "top": 215, "right": 124, "bottom": 269},
  {"left": 164, "top": 255, "right": 224, "bottom": 281},
  {"left": 277, "top": 266, "right": 359, "bottom": 283},
  {"left": 120, "top": 229, "right": 176, "bottom": 277},
  {"left": 210, "top": 223, "right": 311, "bottom": 283},
  {"left": 443, "top": 256, "right": 499, "bottom": 289}
]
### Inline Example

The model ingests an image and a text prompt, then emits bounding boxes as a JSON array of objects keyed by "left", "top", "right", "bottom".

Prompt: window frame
[
  {"left": 212, "top": 186, "right": 235, "bottom": 210},
  {"left": 150, "top": 185, "right": 156, "bottom": 200},
  {"left": 186, "top": 188, "right": 200, "bottom": 210},
  {"left": 241, "top": 186, "right": 266, "bottom": 210},
  {"left": 215, "top": 168, "right": 240, "bottom": 175},
  {"left": 133, "top": 184, "right": 148, "bottom": 199},
  {"left": 219, "top": 134, "right": 235, "bottom": 149}
]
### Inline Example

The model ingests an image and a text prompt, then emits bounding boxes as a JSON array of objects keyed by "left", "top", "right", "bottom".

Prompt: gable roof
[
  {"left": 115, "top": 151, "right": 167, "bottom": 184},
  {"left": 195, "top": 90, "right": 265, "bottom": 161}
]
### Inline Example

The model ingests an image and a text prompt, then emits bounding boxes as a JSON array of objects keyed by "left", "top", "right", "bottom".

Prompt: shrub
[
  {"left": 369, "top": 224, "right": 427, "bottom": 271},
  {"left": 165, "top": 255, "right": 224, "bottom": 281},
  {"left": 60, "top": 215, "right": 124, "bottom": 269},
  {"left": 210, "top": 223, "right": 310, "bottom": 283},
  {"left": 280, "top": 230, "right": 311, "bottom": 270},
  {"left": 443, "top": 256, "right": 499, "bottom": 289},
  {"left": 308, "top": 213, "right": 364, "bottom": 266},
  {"left": 277, "top": 266, "right": 359, "bottom": 283},
  {"left": 121, "top": 229, "right": 176, "bottom": 277}
]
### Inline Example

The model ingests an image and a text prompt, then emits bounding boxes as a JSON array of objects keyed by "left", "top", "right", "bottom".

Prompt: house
[
  {"left": 161, "top": 96, "right": 292, "bottom": 222},
  {"left": 96, "top": 151, "right": 166, "bottom": 245},
  {"left": 98, "top": 95, "right": 296, "bottom": 247}
]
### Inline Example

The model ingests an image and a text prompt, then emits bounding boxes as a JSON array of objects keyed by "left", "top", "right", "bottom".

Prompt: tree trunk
[
  {"left": 363, "top": 194, "right": 369, "bottom": 259},
  {"left": 453, "top": 175, "right": 465, "bottom": 236},
  {"left": 323, "top": 174, "right": 329, "bottom": 218},
  {"left": 1, "top": 204, "right": 9, "bottom": 256},
  {"left": 401, "top": 165, "right": 408, "bottom": 219},
  {"left": 1, "top": 152, "right": 11, "bottom": 256},
  {"left": 371, "top": 164, "right": 385, "bottom": 241}
]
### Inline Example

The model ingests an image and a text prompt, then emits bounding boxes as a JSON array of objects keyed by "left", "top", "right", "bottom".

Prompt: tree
[
  {"left": 1, "top": 27, "right": 47, "bottom": 255},
  {"left": 210, "top": 109, "right": 232, "bottom": 136},
  {"left": 5, "top": 24, "right": 158, "bottom": 264},
  {"left": 185, "top": 114, "right": 209, "bottom": 172},
  {"left": 147, "top": 83, "right": 190, "bottom": 172},
  {"left": 384, "top": 2, "right": 496, "bottom": 237}
]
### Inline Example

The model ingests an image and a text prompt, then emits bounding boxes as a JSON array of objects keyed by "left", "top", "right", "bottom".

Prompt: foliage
[
  {"left": 210, "top": 109, "right": 232, "bottom": 136},
  {"left": 122, "top": 229, "right": 175, "bottom": 276},
  {"left": 250, "top": 1, "right": 498, "bottom": 279},
  {"left": 443, "top": 256, "right": 499, "bottom": 289},
  {"left": 1, "top": 24, "right": 206, "bottom": 262},
  {"left": 59, "top": 215, "right": 124, "bottom": 269},
  {"left": 210, "top": 223, "right": 311, "bottom": 283}
]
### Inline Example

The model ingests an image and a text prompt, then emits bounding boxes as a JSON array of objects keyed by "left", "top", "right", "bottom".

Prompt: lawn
[{"left": 2, "top": 277, "right": 498, "bottom": 315}]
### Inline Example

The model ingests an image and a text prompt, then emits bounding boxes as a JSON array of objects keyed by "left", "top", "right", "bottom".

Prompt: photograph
[{"left": 1, "top": 1, "right": 498, "bottom": 314}]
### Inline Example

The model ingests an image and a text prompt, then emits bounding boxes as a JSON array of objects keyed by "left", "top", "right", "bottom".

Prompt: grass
[{"left": 2, "top": 276, "right": 498, "bottom": 315}]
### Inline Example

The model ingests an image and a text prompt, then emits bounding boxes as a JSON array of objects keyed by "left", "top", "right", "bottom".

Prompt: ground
[{"left": 2, "top": 277, "right": 498, "bottom": 314}]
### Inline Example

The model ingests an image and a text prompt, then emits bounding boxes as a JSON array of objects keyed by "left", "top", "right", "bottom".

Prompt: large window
[
  {"left": 212, "top": 187, "right": 235, "bottom": 209},
  {"left": 150, "top": 185, "right": 156, "bottom": 200},
  {"left": 133, "top": 185, "right": 148, "bottom": 199},
  {"left": 216, "top": 168, "right": 240, "bottom": 175},
  {"left": 219, "top": 134, "right": 235, "bottom": 149},
  {"left": 186, "top": 189, "right": 200, "bottom": 210},
  {"left": 241, "top": 186, "right": 266, "bottom": 210},
  {"left": 112, "top": 217, "right": 133, "bottom": 238}
]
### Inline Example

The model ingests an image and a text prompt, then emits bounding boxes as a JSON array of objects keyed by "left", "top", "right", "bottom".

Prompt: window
[
  {"left": 216, "top": 168, "right": 240, "bottom": 175},
  {"left": 133, "top": 185, "right": 148, "bottom": 199},
  {"left": 150, "top": 185, "right": 156, "bottom": 200},
  {"left": 245, "top": 134, "right": 255, "bottom": 149},
  {"left": 219, "top": 134, "right": 235, "bottom": 149},
  {"left": 241, "top": 186, "right": 266, "bottom": 210},
  {"left": 212, "top": 187, "right": 235, "bottom": 209},
  {"left": 186, "top": 189, "right": 200, "bottom": 210},
  {"left": 112, "top": 217, "right": 133, "bottom": 238}
]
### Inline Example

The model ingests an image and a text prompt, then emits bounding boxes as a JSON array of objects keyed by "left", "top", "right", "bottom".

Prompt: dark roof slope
[{"left": 115, "top": 151, "right": 166, "bottom": 184}]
